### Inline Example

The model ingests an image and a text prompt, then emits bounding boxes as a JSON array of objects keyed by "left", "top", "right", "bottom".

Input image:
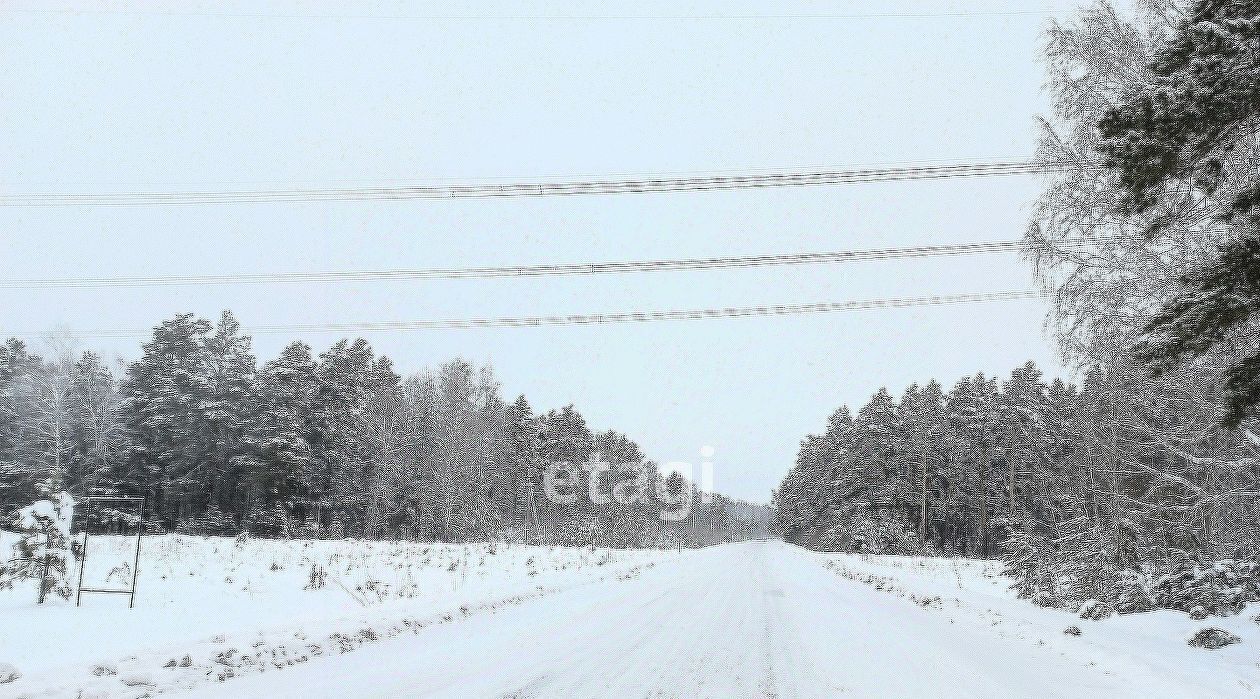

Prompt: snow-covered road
[{"left": 177, "top": 540, "right": 1249, "bottom": 698}]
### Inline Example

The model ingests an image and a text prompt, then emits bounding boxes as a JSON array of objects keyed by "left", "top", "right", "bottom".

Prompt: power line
[
  {"left": 35, "top": 290, "right": 1045, "bottom": 338},
  {"left": 0, "top": 236, "right": 1120, "bottom": 290},
  {"left": 0, "top": 160, "right": 1098, "bottom": 207},
  {"left": 8, "top": 8, "right": 1062, "bottom": 21},
  {"left": 0, "top": 155, "right": 1056, "bottom": 188}
]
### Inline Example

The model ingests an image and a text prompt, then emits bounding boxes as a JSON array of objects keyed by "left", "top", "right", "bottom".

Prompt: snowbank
[{"left": 816, "top": 552, "right": 1260, "bottom": 696}]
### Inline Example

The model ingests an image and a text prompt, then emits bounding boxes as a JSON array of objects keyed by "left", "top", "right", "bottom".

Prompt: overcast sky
[{"left": 1, "top": 0, "right": 1104, "bottom": 502}]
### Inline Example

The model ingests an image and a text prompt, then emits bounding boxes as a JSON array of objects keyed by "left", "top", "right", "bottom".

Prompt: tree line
[
  {"left": 0, "top": 311, "right": 767, "bottom": 547},
  {"left": 776, "top": 0, "right": 1260, "bottom": 618},
  {"left": 772, "top": 358, "right": 1260, "bottom": 610}
]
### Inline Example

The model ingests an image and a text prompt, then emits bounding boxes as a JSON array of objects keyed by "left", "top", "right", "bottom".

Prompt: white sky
[{"left": 1, "top": 0, "right": 1096, "bottom": 503}]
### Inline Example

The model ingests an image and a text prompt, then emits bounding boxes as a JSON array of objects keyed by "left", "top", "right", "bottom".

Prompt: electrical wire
[
  {"left": 42, "top": 290, "right": 1046, "bottom": 338},
  {"left": 8, "top": 8, "right": 1064, "bottom": 22},
  {"left": 0, "top": 160, "right": 1099, "bottom": 207},
  {"left": 0, "top": 235, "right": 1120, "bottom": 289}
]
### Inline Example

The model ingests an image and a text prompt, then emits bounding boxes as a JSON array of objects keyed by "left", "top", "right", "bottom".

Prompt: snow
[
  {"left": 174, "top": 542, "right": 1260, "bottom": 698},
  {"left": 816, "top": 552, "right": 1260, "bottom": 696},
  {"left": 3, "top": 538, "right": 1257, "bottom": 697},
  {"left": 0, "top": 532, "right": 674, "bottom": 697},
  {"left": 16, "top": 494, "right": 74, "bottom": 540}
]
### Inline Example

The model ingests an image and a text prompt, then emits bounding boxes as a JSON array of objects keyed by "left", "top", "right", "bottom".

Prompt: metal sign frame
[{"left": 74, "top": 495, "right": 146, "bottom": 608}]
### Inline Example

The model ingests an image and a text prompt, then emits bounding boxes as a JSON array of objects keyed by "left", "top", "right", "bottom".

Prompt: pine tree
[
  {"left": 504, "top": 395, "right": 541, "bottom": 540},
  {"left": 202, "top": 311, "right": 259, "bottom": 523},
  {"left": 998, "top": 362, "right": 1049, "bottom": 529},
  {"left": 251, "top": 341, "right": 317, "bottom": 529},
  {"left": 4, "top": 493, "right": 76, "bottom": 602},
  {"left": 119, "top": 313, "right": 214, "bottom": 527},
  {"left": 1095, "top": 0, "right": 1260, "bottom": 425},
  {"left": 309, "top": 338, "right": 374, "bottom": 534},
  {"left": 946, "top": 374, "right": 1001, "bottom": 557},
  {"left": 0, "top": 339, "right": 41, "bottom": 518},
  {"left": 539, "top": 404, "right": 595, "bottom": 543},
  {"left": 540, "top": 404, "right": 594, "bottom": 465},
  {"left": 899, "top": 380, "right": 947, "bottom": 544}
]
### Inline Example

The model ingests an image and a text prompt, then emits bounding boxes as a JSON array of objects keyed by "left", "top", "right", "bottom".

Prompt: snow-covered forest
[
  {"left": 771, "top": 358, "right": 1260, "bottom": 616},
  {"left": 0, "top": 313, "right": 768, "bottom": 552},
  {"left": 774, "top": 0, "right": 1260, "bottom": 623}
]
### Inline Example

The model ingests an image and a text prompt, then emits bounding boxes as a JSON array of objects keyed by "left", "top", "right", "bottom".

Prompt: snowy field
[
  {"left": 2, "top": 537, "right": 1258, "bottom": 698},
  {"left": 0, "top": 533, "right": 675, "bottom": 698}
]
